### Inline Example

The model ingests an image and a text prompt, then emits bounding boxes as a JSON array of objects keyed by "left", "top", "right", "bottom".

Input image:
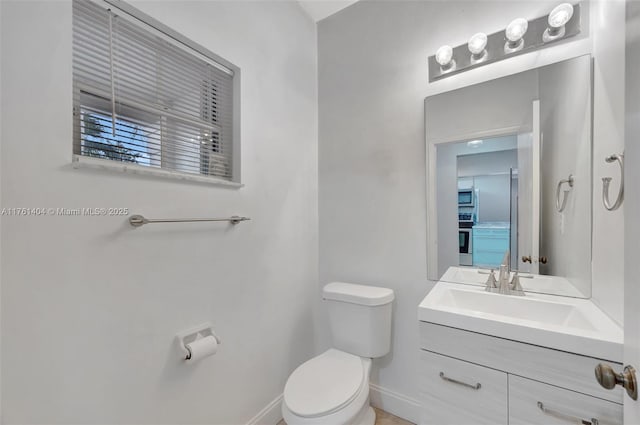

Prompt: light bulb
[
  {"left": 548, "top": 3, "right": 574, "bottom": 28},
  {"left": 468, "top": 33, "right": 488, "bottom": 56},
  {"left": 506, "top": 18, "right": 528, "bottom": 42},
  {"left": 505, "top": 18, "right": 528, "bottom": 53},
  {"left": 543, "top": 3, "right": 574, "bottom": 42},
  {"left": 435, "top": 45, "right": 454, "bottom": 67}
]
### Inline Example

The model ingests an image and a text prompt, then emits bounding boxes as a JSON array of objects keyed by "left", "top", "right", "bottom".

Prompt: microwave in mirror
[{"left": 458, "top": 189, "right": 474, "bottom": 207}]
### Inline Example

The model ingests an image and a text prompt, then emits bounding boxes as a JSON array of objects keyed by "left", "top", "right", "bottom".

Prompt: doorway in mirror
[{"left": 425, "top": 54, "right": 592, "bottom": 299}]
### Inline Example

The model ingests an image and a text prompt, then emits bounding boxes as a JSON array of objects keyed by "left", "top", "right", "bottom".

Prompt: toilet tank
[{"left": 323, "top": 282, "right": 394, "bottom": 358}]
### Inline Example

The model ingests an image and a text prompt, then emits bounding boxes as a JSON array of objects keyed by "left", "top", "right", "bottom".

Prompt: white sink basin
[
  {"left": 438, "top": 287, "right": 597, "bottom": 330},
  {"left": 419, "top": 281, "right": 623, "bottom": 361}
]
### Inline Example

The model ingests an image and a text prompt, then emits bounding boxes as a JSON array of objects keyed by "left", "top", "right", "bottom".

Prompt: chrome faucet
[
  {"left": 498, "top": 265, "right": 511, "bottom": 294},
  {"left": 484, "top": 250, "right": 525, "bottom": 296}
]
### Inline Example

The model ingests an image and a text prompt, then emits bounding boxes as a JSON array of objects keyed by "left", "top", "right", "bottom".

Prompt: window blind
[{"left": 72, "top": 0, "right": 235, "bottom": 181}]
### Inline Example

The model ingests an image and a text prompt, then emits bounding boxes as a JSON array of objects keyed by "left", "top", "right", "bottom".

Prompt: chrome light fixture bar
[{"left": 428, "top": 3, "right": 581, "bottom": 82}]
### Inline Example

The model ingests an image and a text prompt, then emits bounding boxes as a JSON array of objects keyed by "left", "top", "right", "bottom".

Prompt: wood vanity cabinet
[{"left": 419, "top": 322, "right": 623, "bottom": 425}]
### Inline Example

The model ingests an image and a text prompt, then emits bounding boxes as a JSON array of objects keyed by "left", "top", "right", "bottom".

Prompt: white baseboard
[
  {"left": 246, "top": 394, "right": 283, "bottom": 425},
  {"left": 246, "top": 384, "right": 419, "bottom": 425},
  {"left": 369, "top": 383, "right": 420, "bottom": 424}
]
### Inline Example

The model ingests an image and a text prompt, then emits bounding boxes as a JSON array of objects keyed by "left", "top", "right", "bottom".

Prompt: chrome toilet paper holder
[{"left": 175, "top": 323, "right": 221, "bottom": 360}]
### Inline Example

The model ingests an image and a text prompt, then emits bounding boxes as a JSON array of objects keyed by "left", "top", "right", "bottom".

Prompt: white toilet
[{"left": 282, "top": 282, "right": 394, "bottom": 425}]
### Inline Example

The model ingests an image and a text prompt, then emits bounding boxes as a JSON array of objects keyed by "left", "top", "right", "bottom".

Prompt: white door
[
  {"left": 530, "top": 100, "right": 541, "bottom": 275},
  {"left": 624, "top": 2, "right": 640, "bottom": 423},
  {"left": 516, "top": 101, "right": 540, "bottom": 274},
  {"left": 595, "top": 5, "right": 639, "bottom": 423}
]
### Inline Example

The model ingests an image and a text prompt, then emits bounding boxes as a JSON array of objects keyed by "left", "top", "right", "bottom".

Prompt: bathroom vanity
[
  {"left": 420, "top": 47, "right": 636, "bottom": 425},
  {"left": 418, "top": 52, "right": 629, "bottom": 424},
  {"left": 418, "top": 282, "right": 624, "bottom": 425}
]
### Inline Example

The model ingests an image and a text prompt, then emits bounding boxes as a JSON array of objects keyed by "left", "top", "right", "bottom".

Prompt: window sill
[{"left": 71, "top": 155, "right": 243, "bottom": 188}]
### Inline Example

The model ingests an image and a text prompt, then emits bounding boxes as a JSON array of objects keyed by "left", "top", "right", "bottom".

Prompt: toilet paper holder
[{"left": 175, "top": 323, "right": 221, "bottom": 360}]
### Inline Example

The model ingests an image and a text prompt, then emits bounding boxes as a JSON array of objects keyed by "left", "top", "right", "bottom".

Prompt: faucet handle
[
  {"left": 485, "top": 269, "right": 497, "bottom": 292},
  {"left": 509, "top": 271, "right": 525, "bottom": 296}
]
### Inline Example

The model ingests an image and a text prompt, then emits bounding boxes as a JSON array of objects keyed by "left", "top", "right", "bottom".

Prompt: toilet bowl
[
  {"left": 282, "top": 349, "right": 374, "bottom": 425},
  {"left": 282, "top": 282, "right": 394, "bottom": 425}
]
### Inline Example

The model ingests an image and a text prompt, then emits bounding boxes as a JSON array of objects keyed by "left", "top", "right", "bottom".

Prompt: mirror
[{"left": 425, "top": 54, "right": 592, "bottom": 298}]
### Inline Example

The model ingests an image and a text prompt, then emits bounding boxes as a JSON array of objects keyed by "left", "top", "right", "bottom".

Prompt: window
[{"left": 72, "top": 0, "right": 237, "bottom": 182}]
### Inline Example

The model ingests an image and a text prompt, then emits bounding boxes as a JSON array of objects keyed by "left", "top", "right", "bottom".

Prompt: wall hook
[
  {"left": 602, "top": 153, "right": 624, "bottom": 211},
  {"left": 555, "top": 174, "right": 574, "bottom": 213}
]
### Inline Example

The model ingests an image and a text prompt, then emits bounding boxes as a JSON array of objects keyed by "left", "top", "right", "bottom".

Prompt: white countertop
[{"left": 419, "top": 280, "right": 623, "bottom": 361}]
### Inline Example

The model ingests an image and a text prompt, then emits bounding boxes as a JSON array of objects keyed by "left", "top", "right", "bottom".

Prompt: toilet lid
[{"left": 284, "top": 349, "right": 365, "bottom": 418}]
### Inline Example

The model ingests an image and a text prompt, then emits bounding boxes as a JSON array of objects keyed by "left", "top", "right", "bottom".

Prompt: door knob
[
  {"left": 522, "top": 255, "right": 532, "bottom": 263},
  {"left": 539, "top": 256, "right": 548, "bottom": 264},
  {"left": 595, "top": 363, "right": 637, "bottom": 400}
]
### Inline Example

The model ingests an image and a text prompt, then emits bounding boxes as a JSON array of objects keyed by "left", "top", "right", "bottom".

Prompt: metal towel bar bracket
[
  {"left": 602, "top": 153, "right": 624, "bottom": 211},
  {"left": 555, "top": 174, "right": 574, "bottom": 213},
  {"left": 129, "top": 214, "right": 250, "bottom": 227}
]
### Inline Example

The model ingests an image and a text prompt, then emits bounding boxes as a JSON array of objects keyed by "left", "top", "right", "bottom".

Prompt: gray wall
[
  {"left": 425, "top": 71, "right": 537, "bottom": 143},
  {"left": 1, "top": 1, "right": 317, "bottom": 423},
  {"left": 538, "top": 56, "right": 592, "bottom": 293},
  {"left": 474, "top": 176, "right": 512, "bottom": 222},
  {"left": 318, "top": 0, "right": 560, "bottom": 415},
  {"left": 318, "top": 0, "right": 626, "bottom": 419},
  {"left": 319, "top": 2, "right": 436, "bottom": 412}
]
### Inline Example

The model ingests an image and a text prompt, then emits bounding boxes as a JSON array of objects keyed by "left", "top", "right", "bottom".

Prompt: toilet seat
[{"left": 284, "top": 349, "right": 367, "bottom": 418}]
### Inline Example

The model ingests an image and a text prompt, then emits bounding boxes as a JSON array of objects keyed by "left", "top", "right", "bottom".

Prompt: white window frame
[{"left": 71, "top": 0, "right": 242, "bottom": 187}]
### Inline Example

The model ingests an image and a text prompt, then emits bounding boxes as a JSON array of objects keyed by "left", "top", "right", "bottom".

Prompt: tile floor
[
  {"left": 372, "top": 407, "right": 415, "bottom": 425},
  {"left": 277, "top": 407, "right": 414, "bottom": 425}
]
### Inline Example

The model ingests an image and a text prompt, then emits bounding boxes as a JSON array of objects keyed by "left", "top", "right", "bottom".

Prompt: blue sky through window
[{"left": 80, "top": 110, "right": 155, "bottom": 166}]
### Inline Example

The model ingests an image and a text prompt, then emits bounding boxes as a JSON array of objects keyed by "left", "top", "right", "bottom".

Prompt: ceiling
[{"left": 297, "top": 0, "right": 360, "bottom": 22}]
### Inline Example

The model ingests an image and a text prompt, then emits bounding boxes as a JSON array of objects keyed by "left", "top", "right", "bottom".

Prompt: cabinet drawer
[
  {"left": 420, "top": 350, "right": 507, "bottom": 425},
  {"left": 420, "top": 322, "right": 623, "bottom": 403},
  {"left": 509, "top": 375, "right": 622, "bottom": 425}
]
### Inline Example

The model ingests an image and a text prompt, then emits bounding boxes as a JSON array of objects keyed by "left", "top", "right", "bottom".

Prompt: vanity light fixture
[
  {"left": 435, "top": 45, "right": 455, "bottom": 71},
  {"left": 505, "top": 18, "right": 528, "bottom": 53},
  {"left": 543, "top": 3, "right": 574, "bottom": 42},
  {"left": 467, "top": 140, "right": 483, "bottom": 148},
  {"left": 427, "top": 3, "right": 581, "bottom": 82},
  {"left": 468, "top": 33, "right": 488, "bottom": 63}
]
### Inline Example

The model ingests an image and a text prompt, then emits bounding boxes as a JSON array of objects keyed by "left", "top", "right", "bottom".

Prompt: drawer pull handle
[
  {"left": 439, "top": 372, "right": 481, "bottom": 390},
  {"left": 537, "top": 401, "right": 599, "bottom": 425}
]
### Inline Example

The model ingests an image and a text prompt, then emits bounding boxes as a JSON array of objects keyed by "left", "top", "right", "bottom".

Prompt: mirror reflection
[{"left": 426, "top": 54, "right": 592, "bottom": 298}]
